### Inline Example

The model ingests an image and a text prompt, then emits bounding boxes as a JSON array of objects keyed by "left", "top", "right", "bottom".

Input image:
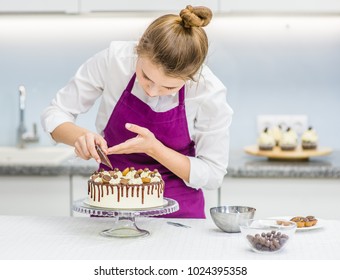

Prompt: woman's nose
[{"left": 148, "top": 84, "right": 160, "bottom": 97}]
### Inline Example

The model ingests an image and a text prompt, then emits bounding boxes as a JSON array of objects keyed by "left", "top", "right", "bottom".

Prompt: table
[{"left": 0, "top": 215, "right": 339, "bottom": 260}]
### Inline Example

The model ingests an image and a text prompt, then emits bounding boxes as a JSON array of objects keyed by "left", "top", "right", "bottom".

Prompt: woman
[{"left": 41, "top": 5, "right": 233, "bottom": 218}]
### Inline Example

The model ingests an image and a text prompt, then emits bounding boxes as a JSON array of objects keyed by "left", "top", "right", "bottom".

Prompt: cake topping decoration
[
  {"left": 142, "top": 177, "right": 151, "bottom": 183},
  {"left": 102, "top": 174, "right": 111, "bottom": 183},
  {"left": 120, "top": 178, "right": 129, "bottom": 185},
  {"left": 122, "top": 167, "right": 130, "bottom": 176}
]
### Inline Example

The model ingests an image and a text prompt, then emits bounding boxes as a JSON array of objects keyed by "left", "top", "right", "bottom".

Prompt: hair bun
[{"left": 180, "top": 5, "right": 212, "bottom": 28}]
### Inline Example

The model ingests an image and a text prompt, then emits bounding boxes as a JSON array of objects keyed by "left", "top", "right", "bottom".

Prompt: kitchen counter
[
  {"left": 0, "top": 157, "right": 97, "bottom": 176},
  {"left": 1, "top": 150, "right": 339, "bottom": 178},
  {"left": 227, "top": 150, "right": 340, "bottom": 178},
  {"left": 0, "top": 215, "right": 339, "bottom": 260}
]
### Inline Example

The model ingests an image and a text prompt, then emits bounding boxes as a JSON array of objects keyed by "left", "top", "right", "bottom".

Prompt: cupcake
[
  {"left": 257, "top": 127, "right": 275, "bottom": 151},
  {"left": 301, "top": 126, "right": 318, "bottom": 150},
  {"left": 269, "top": 125, "right": 283, "bottom": 146},
  {"left": 280, "top": 127, "right": 298, "bottom": 151}
]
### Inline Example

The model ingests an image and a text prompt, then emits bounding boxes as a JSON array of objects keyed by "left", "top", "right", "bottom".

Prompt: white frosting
[
  {"left": 109, "top": 177, "right": 121, "bottom": 185},
  {"left": 91, "top": 169, "right": 164, "bottom": 186},
  {"left": 280, "top": 129, "right": 298, "bottom": 145},
  {"left": 140, "top": 171, "right": 150, "bottom": 178},
  {"left": 94, "top": 177, "right": 103, "bottom": 183},
  {"left": 128, "top": 177, "right": 143, "bottom": 185},
  {"left": 269, "top": 126, "right": 282, "bottom": 143},
  {"left": 153, "top": 171, "right": 161, "bottom": 177},
  {"left": 114, "top": 171, "right": 123, "bottom": 177},
  {"left": 302, "top": 128, "right": 318, "bottom": 143},
  {"left": 124, "top": 170, "right": 137, "bottom": 179},
  {"left": 258, "top": 130, "right": 275, "bottom": 146},
  {"left": 150, "top": 176, "right": 161, "bottom": 183}
]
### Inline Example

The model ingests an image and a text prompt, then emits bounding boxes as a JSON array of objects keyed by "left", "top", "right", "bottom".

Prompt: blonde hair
[{"left": 136, "top": 5, "right": 212, "bottom": 80}]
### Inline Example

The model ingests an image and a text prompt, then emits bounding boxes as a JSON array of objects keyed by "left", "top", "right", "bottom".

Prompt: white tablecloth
[{"left": 0, "top": 215, "right": 339, "bottom": 260}]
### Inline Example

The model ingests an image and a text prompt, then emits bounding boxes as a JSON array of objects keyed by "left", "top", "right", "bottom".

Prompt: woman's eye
[
  {"left": 143, "top": 73, "right": 151, "bottom": 81},
  {"left": 165, "top": 87, "right": 175, "bottom": 90}
]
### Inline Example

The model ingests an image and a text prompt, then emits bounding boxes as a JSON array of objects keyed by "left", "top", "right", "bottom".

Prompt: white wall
[{"left": 0, "top": 14, "right": 339, "bottom": 150}]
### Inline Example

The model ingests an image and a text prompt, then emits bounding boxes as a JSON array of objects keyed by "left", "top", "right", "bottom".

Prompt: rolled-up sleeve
[{"left": 186, "top": 74, "right": 233, "bottom": 190}]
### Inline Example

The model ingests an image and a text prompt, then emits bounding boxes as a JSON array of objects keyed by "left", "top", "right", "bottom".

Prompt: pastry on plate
[
  {"left": 301, "top": 126, "right": 318, "bottom": 150},
  {"left": 280, "top": 127, "right": 298, "bottom": 151},
  {"left": 290, "top": 215, "right": 318, "bottom": 228},
  {"left": 257, "top": 127, "right": 276, "bottom": 151},
  {"left": 269, "top": 125, "right": 283, "bottom": 146}
]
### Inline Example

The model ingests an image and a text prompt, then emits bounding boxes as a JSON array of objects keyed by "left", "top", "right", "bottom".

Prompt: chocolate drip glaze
[
  {"left": 100, "top": 185, "right": 104, "bottom": 201},
  {"left": 88, "top": 180, "right": 165, "bottom": 205}
]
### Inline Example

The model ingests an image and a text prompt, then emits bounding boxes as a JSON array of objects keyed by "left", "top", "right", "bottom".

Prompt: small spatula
[{"left": 95, "top": 145, "right": 113, "bottom": 170}]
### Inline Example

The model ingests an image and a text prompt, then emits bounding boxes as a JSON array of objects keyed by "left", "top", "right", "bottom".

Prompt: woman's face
[{"left": 136, "top": 57, "right": 186, "bottom": 97}]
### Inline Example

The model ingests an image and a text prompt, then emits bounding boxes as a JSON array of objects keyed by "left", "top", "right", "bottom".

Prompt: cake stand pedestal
[{"left": 72, "top": 198, "right": 179, "bottom": 238}]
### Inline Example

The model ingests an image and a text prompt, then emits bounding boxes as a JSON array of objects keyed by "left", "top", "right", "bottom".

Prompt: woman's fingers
[
  {"left": 74, "top": 132, "right": 107, "bottom": 162},
  {"left": 107, "top": 123, "right": 147, "bottom": 154},
  {"left": 125, "top": 123, "right": 150, "bottom": 137},
  {"left": 96, "top": 137, "right": 108, "bottom": 153},
  {"left": 84, "top": 133, "right": 98, "bottom": 160},
  {"left": 108, "top": 138, "right": 138, "bottom": 154},
  {"left": 107, "top": 123, "right": 157, "bottom": 155}
]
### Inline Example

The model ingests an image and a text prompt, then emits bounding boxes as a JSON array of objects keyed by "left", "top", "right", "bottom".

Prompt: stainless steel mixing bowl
[{"left": 210, "top": 206, "right": 256, "bottom": 233}]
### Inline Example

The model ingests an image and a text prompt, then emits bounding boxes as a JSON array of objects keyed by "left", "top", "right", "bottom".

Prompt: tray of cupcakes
[{"left": 244, "top": 126, "right": 332, "bottom": 160}]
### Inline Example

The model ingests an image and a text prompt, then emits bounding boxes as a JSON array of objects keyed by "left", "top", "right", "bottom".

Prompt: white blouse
[{"left": 41, "top": 41, "right": 233, "bottom": 190}]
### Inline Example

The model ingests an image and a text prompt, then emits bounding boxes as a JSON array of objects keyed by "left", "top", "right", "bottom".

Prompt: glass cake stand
[{"left": 72, "top": 197, "right": 179, "bottom": 238}]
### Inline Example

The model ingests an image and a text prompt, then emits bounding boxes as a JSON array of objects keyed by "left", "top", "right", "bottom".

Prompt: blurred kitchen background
[
  {"left": 1, "top": 0, "right": 339, "bottom": 150},
  {"left": 1, "top": 1, "right": 340, "bottom": 219}
]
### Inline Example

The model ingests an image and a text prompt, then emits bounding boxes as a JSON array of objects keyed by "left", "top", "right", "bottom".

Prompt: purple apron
[{"left": 100, "top": 73, "right": 205, "bottom": 218}]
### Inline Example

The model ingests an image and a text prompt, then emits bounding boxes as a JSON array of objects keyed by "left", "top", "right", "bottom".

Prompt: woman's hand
[
  {"left": 108, "top": 122, "right": 190, "bottom": 182},
  {"left": 74, "top": 132, "right": 108, "bottom": 163},
  {"left": 51, "top": 122, "right": 108, "bottom": 163},
  {"left": 107, "top": 123, "right": 162, "bottom": 156}
]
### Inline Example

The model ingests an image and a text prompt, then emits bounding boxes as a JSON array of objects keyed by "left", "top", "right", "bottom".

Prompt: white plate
[{"left": 269, "top": 216, "right": 324, "bottom": 231}]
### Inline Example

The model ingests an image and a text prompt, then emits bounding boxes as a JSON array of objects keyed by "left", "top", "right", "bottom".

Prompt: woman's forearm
[
  {"left": 149, "top": 141, "right": 191, "bottom": 183},
  {"left": 51, "top": 122, "right": 89, "bottom": 147},
  {"left": 52, "top": 122, "right": 109, "bottom": 162}
]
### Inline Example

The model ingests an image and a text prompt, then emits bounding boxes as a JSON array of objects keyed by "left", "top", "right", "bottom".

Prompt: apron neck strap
[
  {"left": 126, "top": 73, "right": 137, "bottom": 92},
  {"left": 178, "top": 85, "right": 185, "bottom": 105},
  {"left": 126, "top": 73, "right": 185, "bottom": 105}
]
